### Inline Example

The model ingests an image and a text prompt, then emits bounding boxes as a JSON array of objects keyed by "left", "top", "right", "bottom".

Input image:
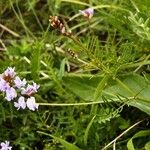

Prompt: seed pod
[{"left": 67, "top": 48, "right": 78, "bottom": 59}]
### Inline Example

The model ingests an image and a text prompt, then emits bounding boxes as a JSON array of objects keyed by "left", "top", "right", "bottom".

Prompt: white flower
[
  {"left": 21, "top": 82, "right": 40, "bottom": 96},
  {"left": 14, "top": 76, "right": 27, "bottom": 88},
  {"left": 5, "top": 87, "right": 17, "bottom": 101},
  {"left": 26, "top": 97, "right": 39, "bottom": 111},
  {"left": 0, "top": 78, "right": 10, "bottom": 92},
  {"left": 0, "top": 141, "right": 12, "bottom": 150},
  {"left": 14, "top": 96, "right": 26, "bottom": 110}
]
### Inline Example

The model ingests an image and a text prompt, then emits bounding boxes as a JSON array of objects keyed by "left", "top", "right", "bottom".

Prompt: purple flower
[
  {"left": 31, "top": 82, "right": 40, "bottom": 92},
  {"left": 21, "top": 82, "right": 40, "bottom": 96},
  {"left": 5, "top": 87, "right": 17, "bottom": 101},
  {"left": 26, "top": 97, "right": 39, "bottom": 111},
  {"left": 14, "top": 76, "right": 27, "bottom": 88},
  {"left": 3, "top": 67, "right": 16, "bottom": 79},
  {"left": 0, "top": 78, "right": 10, "bottom": 92},
  {"left": 14, "top": 96, "right": 26, "bottom": 110},
  {"left": 79, "top": 8, "right": 94, "bottom": 19},
  {"left": 0, "top": 141, "right": 12, "bottom": 150}
]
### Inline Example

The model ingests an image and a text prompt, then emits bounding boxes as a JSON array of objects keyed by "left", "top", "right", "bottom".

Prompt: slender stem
[
  {"left": 38, "top": 101, "right": 106, "bottom": 106},
  {"left": 93, "top": 5, "right": 130, "bottom": 13},
  {"left": 134, "top": 55, "right": 150, "bottom": 73},
  {"left": 0, "top": 23, "right": 20, "bottom": 37},
  {"left": 120, "top": 60, "right": 150, "bottom": 69},
  {"left": 102, "top": 119, "right": 144, "bottom": 150},
  {"left": 27, "top": 0, "right": 44, "bottom": 31},
  {"left": 0, "top": 39, "right": 7, "bottom": 50},
  {"left": 9, "top": 0, "right": 35, "bottom": 38}
]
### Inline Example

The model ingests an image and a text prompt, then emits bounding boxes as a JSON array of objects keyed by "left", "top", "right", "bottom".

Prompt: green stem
[
  {"left": 38, "top": 101, "right": 107, "bottom": 106},
  {"left": 120, "top": 60, "right": 150, "bottom": 69}
]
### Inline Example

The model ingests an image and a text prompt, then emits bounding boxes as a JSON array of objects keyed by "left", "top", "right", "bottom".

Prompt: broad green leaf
[
  {"left": 63, "top": 73, "right": 150, "bottom": 115},
  {"left": 63, "top": 74, "right": 103, "bottom": 101},
  {"left": 105, "top": 74, "right": 150, "bottom": 115},
  {"left": 127, "top": 130, "right": 150, "bottom": 150}
]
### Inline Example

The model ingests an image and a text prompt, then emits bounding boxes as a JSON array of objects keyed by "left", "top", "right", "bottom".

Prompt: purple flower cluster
[
  {"left": 0, "top": 141, "right": 12, "bottom": 150},
  {"left": 0, "top": 67, "right": 39, "bottom": 111}
]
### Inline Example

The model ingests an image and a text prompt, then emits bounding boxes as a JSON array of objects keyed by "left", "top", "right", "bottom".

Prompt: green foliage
[
  {"left": 0, "top": 0, "right": 150, "bottom": 149},
  {"left": 127, "top": 130, "right": 150, "bottom": 150},
  {"left": 38, "top": 131, "right": 81, "bottom": 150},
  {"left": 31, "top": 40, "right": 43, "bottom": 80}
]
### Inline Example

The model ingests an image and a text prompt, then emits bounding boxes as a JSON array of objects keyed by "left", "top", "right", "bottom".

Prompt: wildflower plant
[
  {"left": 1, "top": 0, "right": 150, "bottom": 150},
  {"left": 0, "top": 67, "right": 39, "bottom": 111}
]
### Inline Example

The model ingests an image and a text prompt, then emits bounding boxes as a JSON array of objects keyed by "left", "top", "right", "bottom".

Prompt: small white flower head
[
  {"left": 61, "top": 26, "right": 66, "bottom": 34},
  {"left": 14, "top": 76, "right": 27, "bottom": 89},
  {"left": 0, "top": 141, "right": 12, "bottom": 150},
  {"left": 45, "top": 43, "right": 51, "bottom": 48},
  {"left": 3, "top": 67, "right": 16, "bottom": 79},
  {"left": 0, "top": 78, "right": 10, "bottom": 92},
  {"left": 21, "top": 82, "right": 40, "bottom": 96},
  {"left": 26, "top": 97, "right": 39, "bottom": 111},
  {"left": 79, "top": 8, "right": 94, "bottom": 19},
  {"left": 14, "top": 96, "right": 26, "bottom": 110},
  {"left": 5, "top": 87, "right": 17, "bottom": 101}
]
